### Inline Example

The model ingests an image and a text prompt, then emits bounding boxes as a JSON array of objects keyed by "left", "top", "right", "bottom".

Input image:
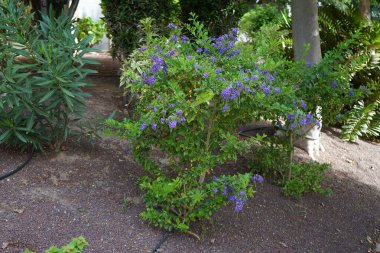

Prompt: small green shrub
[
  {"left": 74, "top": 17, "right": 105, "bottom": 47},
  {"left": 281, "top": 163, "right": 332, "bottom": 199},
  {"left": 0, "top": 0, "right": 96, "bottom": 151},
  {"left": 24, "top": 236, "right": 88, "bottom": 253},
  {"left": 107, "top": 17, "right": 322, "bottom": 232},
  {"left": 248, "top": 140, "right": 332, "bottom": 199}
]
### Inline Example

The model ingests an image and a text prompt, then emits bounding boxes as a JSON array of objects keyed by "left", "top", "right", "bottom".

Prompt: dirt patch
[{"left": 1, "top": 70, "right": 379, "bottom": 252}]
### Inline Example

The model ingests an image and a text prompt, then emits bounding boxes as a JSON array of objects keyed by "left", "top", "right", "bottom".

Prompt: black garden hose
[
  {"left": 0, "top": 149, "right": 34, "bottom": 181},
  {"left": 151, "top": 230, "right": 171, "bottom": 253},
  {"left": 238, "top": 125, "right": 276, "bottom": 138}
]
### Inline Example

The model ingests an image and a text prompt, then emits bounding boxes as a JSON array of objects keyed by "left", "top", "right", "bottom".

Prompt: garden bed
[{"left": 0, "top": 74, "right": 379, "bottom": 253}]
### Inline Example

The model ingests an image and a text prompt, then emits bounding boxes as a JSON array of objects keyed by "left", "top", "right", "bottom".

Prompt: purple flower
[
  {"left": 234, "top": 199, "right": 245, "bottom": 212},
  {"left": 349, "top": 90, "right": 354, "bottom": 97},
  {"left": 213, "top": 188, "right": 218, "bottom": 194},
  {"left": 169, "top": 120, "right": 177, "bottom": 129},
  {"left": 194, "top": 62, "right": 199, "bottom": 71},
  {"left": 300, "top": 118, "right": 307, "bottom": 126},
  {"left": 160, "top": 118, "right": 165, "bottom": 124},
  {"left": 181, "top": 35, "right": 189, "bottom": 42},
  {"left": 216, "top": 68, "right": 222, "bottom": 74},
  {"left": 331, "top": 81, "right": 338, "bottom": 87},
  {"left": 196, "top": 47, "right": 203, "bottom": 53},
  {"left": 122, "top": 146, "right": 130, "bottom": 154},
  {"left": 251, "top": 75, "right": 258, "bottom": 81},
  {"left": 186, "top": 55, "right": 193, "bottom": 60},
  {"left": 222, "top": 105, "right": 229, "bottom": 112},
  {"left": 209, "top": 57, "right": 216, "bottom": 63},
  {"left": 203, "top": 72, "right": 209, "bottom": 78},
  {"left": 153, "top": 107, "right": 157, "bottom": 112},
  {"left": 140, "top": 121, "right": 147, "bottom": 130},
  {"left": 151, "top": 123, "right": 157, "bottom": 130},
  {"left": 138, "top": 46, "right": 147, "bottom": 51},
  {"left": 300, "top": 100, "right": 307, "bottom": 109},
  {"left": 147, "top": 105, "right": 152, "bottom": 109},
  {"left": 230, "top": 89, "right": 240, "bottom": 100},
  {"left": 169, "top": 35, "right": 178, "bottom": 42},
  {"left": 288, "top": 114, "right": 295, "bottom": 122},
  {"left": 263, "top": 86, "right": 271, "bottom": 96},
  {"left": 176, "top": 110, "right": 183, "bottom": 116},
  {"left": 222, "top": 185, "right": 228, "bottom": 196},
  {"left": 131, "top": 79, "right": 136, "bottom": 84},
  {"left": 290, "top": 123, "right": 297, "bottom": 131},
  {"left": 251, "top": 174, "right": 263, "bottom": 183},
  {"left": 274, "top": 87, "right": 280, "bottom": 94},
  {"left": 221, "top": 86, "right": 232, "bottom": 100},
  {"left": 161, "top": 109, "right": 167, "bottom": 115},
  {"left": 305, "top": 61, "right": 312, "bottom": 67},
  {"left": 169, "top": 103, "right": 175, "bottom": 108},
  {"left": 336, "top": 114, "right": 341, "bottom": 119},
  {"left": 168, "top": 23, "right": 177, "bottom": 29},
  {"left": 179, "top": 117, "right": 186, "bottom": 123},
  {"left": 231, "top": 27, "right": 238, "bottom": 34},
  {"left": 143, "top": 75, "right": 155, "bottom": 85},
  {"left": 238, "top": 191, "right": 245, "bottom": 196},
  {"left": 316, "top": 121, "right": 321, "bottom": 129},
  {"left": 243, "top": 76, "right": 250, "bottom": 82},
  {"left": 212, "top": 176, "right": 218, "bottom": 181}
]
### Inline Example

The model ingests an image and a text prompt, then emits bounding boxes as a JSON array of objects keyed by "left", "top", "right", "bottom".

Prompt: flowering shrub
[{"left": 107, "top": 18, "right": 320, "bottom": 232}]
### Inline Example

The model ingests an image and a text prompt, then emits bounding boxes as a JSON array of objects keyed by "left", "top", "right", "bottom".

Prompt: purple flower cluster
[
  {"left": 251, "top": 174, "right": 263, "bottom": 183},
  {"left": 143, "top": 75, "right": 156, "bottom": 85},
  {"left": 150, "top": 56, "right": 168, "bottom": 74},
  {"left": 211, "top": 30, "right": 239, "bottom": 57},
  {"left": 287, "top": 112, "right": 320, "bottom": 131}
]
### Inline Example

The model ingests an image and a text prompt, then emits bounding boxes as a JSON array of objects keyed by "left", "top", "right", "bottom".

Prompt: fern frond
[
  {"left": 366, "top": 103, "right": 380, "bottom": 137},
  {"left": 341, "top": 100, "right": 379, "bottom": 141}
]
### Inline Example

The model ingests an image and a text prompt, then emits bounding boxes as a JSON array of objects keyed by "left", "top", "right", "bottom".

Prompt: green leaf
[{"left": 192, "top": 90, "right": 214, "bottom": 107}]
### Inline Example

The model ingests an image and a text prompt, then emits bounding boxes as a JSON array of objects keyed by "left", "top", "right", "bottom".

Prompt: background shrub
[
  {"left": 179, "top": 0, "right": 248, "bottom": 36},
  {"left": 0, "top": 0, "right": 96, "bottom": 151},
  {"left": 74, "top": 17, "right": 106, "bottom": 47},
  {"left": 100, "top": 0, "right": 179, "bottom": 59}
]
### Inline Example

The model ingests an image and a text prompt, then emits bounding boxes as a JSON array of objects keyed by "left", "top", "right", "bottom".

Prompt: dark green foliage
[
  {"left": 100, "top": 0, "right": 178, "bottom": 59},
  {"left": 24, "top": 236, "right": 88, "bottom": 253},
  {"left": 0, "top": 0, "right": 96, "bottom": 151},
  {"left": 179, "top": 0, "right": 248, "bottom": 36}
]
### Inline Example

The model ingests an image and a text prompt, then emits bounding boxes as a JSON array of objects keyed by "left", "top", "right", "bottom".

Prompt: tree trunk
[
  {"left": 291, "top": 0, "right": 322, "bottom": 64},
  {"left": 359, "top": 0, "right": 371, "bottom": 26}
]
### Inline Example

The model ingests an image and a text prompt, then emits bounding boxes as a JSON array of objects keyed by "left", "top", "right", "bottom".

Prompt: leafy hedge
[{"left": 100, "top": 0, "right": 178, "bottom": 59}]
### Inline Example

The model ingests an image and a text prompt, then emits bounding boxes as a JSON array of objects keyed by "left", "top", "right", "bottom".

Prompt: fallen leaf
[
  {"left": 2, "top": 242, "right": 9, "bottom": 249},
  {"left": 13, "top": 208, "right": 25, "bottom": 214}
]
